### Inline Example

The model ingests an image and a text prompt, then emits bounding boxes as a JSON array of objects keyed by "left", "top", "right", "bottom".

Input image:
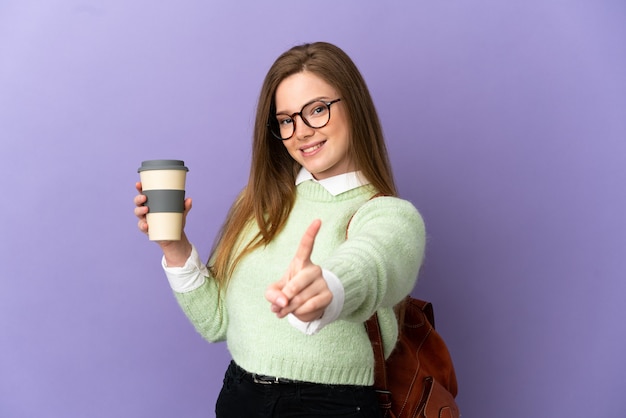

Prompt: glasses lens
[
  {"left": 269, "top": 116, "right": 292, "bottom": 140},
  {"left": 302, "top": 101, "right": 331, "bottom": 128},
  {"left": 269, "top": 101, "right": 333, "bottom": 140}
]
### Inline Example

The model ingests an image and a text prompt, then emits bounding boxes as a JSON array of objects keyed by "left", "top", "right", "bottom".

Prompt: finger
[
  {"left": 134, "top": 183, "right": 149, "bottom": 234},
  {"left": 266, "top": 273, "right": 289, "bottom": 300},
  {"left": 134, "top": 193, "right": 147, "bottom": 207},
  {"left": 281, "top": 264, "right": 321, "bottom": 300},
  {"left": 134, "top": 204, "right": 149, "bottom": 218},
  {"left": 183, "top": 197, "right": 192, "bottom": 213},
  {"left": 180, "top": 197, "right": 193, "bottom": 229},
  {"left": 137, "top": 218, "right": 149, "bottom": 234},
  {"left": 291, "top": 298, "right": 329, "bottom": 322},
  {"left": 279, "top": 287, "right": 332, "bottom": 320},
  {"left": 277, "top": 271, "right": 327, "bottom": 316},
  {"left": 283, "top": 276, "right": 327, "bottom": 309},
  {"left": 292, "top": 219, "right": 321, "bottom": 269},
  {"left": 267, "top": 292, "right": 288, "bottom": 313},
  {"left": 265, "top": 280, "right": 289, "bottom": 312}
]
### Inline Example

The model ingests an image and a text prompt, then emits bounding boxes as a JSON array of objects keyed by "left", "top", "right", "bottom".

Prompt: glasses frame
[{"left": 268, "top": 98, "right": 342, "bottom": 140}]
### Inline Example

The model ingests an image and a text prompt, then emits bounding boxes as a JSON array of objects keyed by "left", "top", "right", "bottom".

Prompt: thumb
[{"left": 265, "top": 275, "right": 289, "bottom": 310}]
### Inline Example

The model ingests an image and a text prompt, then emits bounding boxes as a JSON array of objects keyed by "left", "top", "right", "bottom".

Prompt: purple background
[{"left": 1, "top": 1, "right": 625, "bottom": 417}]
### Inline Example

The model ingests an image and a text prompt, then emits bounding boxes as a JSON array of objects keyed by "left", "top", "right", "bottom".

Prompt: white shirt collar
[{"left": 295, "top": 167, "right": 370, "bottom": 196}]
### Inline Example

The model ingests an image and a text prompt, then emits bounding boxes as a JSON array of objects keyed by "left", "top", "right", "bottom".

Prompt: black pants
[{"left": 215, "top": 361, "right": 382, "bottom": 417}]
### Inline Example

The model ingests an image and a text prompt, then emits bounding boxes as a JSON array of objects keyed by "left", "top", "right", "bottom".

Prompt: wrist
[{"left": 160, "top": 234, "right": 192, "bottom": 267}]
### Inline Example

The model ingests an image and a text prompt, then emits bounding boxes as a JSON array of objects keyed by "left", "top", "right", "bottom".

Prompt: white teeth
[{"left": 302, "top": 143, "right": 323, "bottom": 153}]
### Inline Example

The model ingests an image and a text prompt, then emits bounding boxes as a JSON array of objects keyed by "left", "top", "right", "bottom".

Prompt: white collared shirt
[
  {"left": 295, "top": 168, "right": 370, "bottom": 196},
  {"left": 163, "top": 168, "right": 370, "bottom": 335}
]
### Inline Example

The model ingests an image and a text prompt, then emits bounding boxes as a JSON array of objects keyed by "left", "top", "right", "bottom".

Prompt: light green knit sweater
[{"left": 174, "top": 180, "right": 425, "bottom": 386}]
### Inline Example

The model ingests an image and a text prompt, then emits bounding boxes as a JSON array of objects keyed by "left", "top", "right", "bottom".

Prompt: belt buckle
[{"left": 252, "top": 374, "right": 279, "bottom": 385}]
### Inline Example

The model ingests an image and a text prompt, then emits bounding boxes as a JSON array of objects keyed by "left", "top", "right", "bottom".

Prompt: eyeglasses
[{"left": 268, "top": 98, "right": 341, "bottom": 140}]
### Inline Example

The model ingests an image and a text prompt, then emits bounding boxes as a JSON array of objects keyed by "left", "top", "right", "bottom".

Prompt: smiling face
[{"left": 274, "top": 71, "right": 354, "bottom": 180}]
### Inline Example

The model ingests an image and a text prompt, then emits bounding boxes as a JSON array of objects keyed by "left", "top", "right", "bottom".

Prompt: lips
[{"left": 300, "top": 141, "right": 326, "bottom": 155}]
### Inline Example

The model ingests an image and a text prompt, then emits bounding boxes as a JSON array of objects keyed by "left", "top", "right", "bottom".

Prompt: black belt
[
  {"left": 233, "top": 362, "right": 300, "bottom": 385},
  {"left": 251, "top": 373, "right": 299, "bottom": 385}
]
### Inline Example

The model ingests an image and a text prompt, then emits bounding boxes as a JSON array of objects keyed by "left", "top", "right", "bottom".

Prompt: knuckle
[
  {"left": 285, "top": 281, "right": 300, "bottom": 296},
  {"left": 306, "top": 299, "right": 320, "bottom": 312},
  {"left": 290, "top": 294, "right": 304, "bottom": 306}
]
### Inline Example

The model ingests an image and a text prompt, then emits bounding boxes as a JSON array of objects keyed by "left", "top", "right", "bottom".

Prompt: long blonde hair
[{"left": 209, "top": 42, "right": 397, "bottom": 289}]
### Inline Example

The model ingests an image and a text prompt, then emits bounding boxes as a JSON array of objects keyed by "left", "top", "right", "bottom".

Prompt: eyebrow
[{"left": 275, "top": 96, "right": 332, "bottom": 115}]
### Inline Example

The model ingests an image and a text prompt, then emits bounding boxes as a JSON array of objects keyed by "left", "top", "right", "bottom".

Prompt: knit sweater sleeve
[
  {"left": 161, "top": 244, "right": 228, "bottom": 342},
  {"left": 323, "top": 196, "right": 425, "bottom": 323},
  {"left": 173, "top": 277, "right": 228, "bottom": 343}
]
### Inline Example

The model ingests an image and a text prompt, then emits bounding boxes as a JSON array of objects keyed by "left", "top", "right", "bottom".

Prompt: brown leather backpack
[
  {"left": 348, "top": 195, "right": 459, "bottom": 417},
  {"left": 365, "top": 297, "right": 460, "bottom": 418}
]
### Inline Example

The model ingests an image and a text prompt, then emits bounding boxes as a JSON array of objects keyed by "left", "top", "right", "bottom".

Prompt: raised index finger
[{"left": 293, "top": 219, "right": 322, "bottom": 267}]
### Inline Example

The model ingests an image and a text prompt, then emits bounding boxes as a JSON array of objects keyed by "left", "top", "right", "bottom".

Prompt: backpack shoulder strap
[{"left": 364, "top": 313, "right": 392, "bottom": 409}]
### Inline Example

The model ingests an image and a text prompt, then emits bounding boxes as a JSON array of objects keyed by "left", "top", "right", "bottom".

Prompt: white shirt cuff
[
  {"left": 287, "top": 268, "right": 345, "bottom": 335},
  {"left": 162, "top": 244, "right": 208, "bottom": 293}
]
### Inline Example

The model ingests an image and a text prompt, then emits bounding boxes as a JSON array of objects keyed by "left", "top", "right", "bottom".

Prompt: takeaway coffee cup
[{"left": 138, "top": 160, "right": 189, "bottom": 241}]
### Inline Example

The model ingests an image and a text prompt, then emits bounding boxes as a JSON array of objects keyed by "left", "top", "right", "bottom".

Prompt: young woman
[{"left": 134, "top": 42, "right": 425, "bottom": 417}]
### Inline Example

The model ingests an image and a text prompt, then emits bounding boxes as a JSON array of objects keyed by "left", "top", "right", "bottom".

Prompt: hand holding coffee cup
[{"left": 137, "top": 160, "right": 189, "bottom": 241}]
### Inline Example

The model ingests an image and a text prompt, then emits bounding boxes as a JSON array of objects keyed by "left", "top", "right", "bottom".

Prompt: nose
[{"left": 293, "top": 114, "right": 314, "bottom": 140}]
